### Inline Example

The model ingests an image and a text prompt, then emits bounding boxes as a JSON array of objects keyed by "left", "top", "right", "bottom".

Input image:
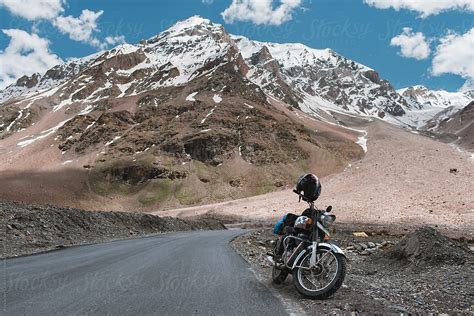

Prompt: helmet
[{"left": 295, "top": 173, "right": 321, "bottom": 202}]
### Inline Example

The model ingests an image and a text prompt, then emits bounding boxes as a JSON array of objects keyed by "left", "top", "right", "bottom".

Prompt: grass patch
[
  {"left": 174, "top": 183, "right": 203, "bottom": 205},
  {"left": 138, "top": 179, "right": 172, "bottom": 206},
  {"left": 88, "top": 173, "right": 146, "bottom": 196}
]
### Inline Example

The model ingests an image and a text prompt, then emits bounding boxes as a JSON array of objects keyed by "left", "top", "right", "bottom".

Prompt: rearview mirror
[{"left": 326, "top": 205, "right": 333, "bottom": 213}]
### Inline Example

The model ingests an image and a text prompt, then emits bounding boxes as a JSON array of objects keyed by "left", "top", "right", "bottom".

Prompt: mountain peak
[{"left": 165, "top": 15, "right": 218, "bottom": 34}]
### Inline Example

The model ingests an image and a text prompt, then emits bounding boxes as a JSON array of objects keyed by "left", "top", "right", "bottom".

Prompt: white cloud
[
  {"left": 104, "top": 35, "right": 126, "bottom": 46},
  {"left": 390, "top": 27, "right": 431, "bottom": 60},
  {"left": 99, "top": 35, "right": 126, "bottom": 50},
  {"left": 364, "top": 0, "right": 474, "bottom": 18},
  {"left": 0, "top": 29, "right": 62, "bottom": 89},
  {"left": 432, "top": 28, "right": 474, "bottom": 85},
  {"left": 0, "top": 0, "right": 64, "bottom": 21},
  {"left": 53, "top": 9, "right": 104, "bottom": 48},
  {"left": 221, "top": 0, "right": 302, "bottom": 25}
]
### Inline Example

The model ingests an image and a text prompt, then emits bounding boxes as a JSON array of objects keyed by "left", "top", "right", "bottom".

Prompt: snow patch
[
  {"left": 186, "top": 92, "right": 198, "bottom": 102},
  {"left": 212, "top": 94, "right": 222, "bottom": 103},
  {"left": 17, "top": 119, "right": 70, "bottom": 148},
  {"left": 356, "top": 131, "right": 368, "bottom": 153},
  {"left": 105, "top": 136, "right": 121, "bottom": 146},
  {"left": 201, "top": 106, "right": 216, "bottom": 124}
]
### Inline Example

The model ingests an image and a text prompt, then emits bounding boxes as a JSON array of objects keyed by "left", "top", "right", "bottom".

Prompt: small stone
[
  {"left": 366, "top": 269, "right": 377, "bottom": 275},
  {"left": 6, "top": 224, "right": 13, "bottom": 230},
  {"left": 390, "top": 305, "right": 409, "bottom": 314},
  {"left": 359, "top": 243, "right": 368, "bottom": 250},
  {"left": 367, "top": 242, "right": 376, "bottom": 248}
]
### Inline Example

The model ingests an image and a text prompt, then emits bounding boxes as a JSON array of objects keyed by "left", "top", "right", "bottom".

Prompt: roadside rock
[
  {"left": 1, "top": 201, "right": 224, "bottom": 258},
  {"left": 379, "top": 226, "right": 467, "bottom": 267}
]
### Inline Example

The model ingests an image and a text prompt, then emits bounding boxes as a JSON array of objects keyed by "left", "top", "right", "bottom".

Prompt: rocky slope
[{"left": 423, "top": 101, "right": 474, "bottom": 150}]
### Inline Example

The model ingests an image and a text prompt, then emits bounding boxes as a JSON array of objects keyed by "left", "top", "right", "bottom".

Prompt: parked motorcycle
[{"left": 267, "top": 189, "right": 346, "bottom": 299}]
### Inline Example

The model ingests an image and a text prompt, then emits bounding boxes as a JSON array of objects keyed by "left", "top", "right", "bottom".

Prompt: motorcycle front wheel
[{"left": 292, "top": 248, "right": 346, "bottom": 299}]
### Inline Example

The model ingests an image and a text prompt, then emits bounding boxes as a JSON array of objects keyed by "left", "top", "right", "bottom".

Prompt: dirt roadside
[{"left": 232, "top": 228, "right": 473, "bottom": 314}]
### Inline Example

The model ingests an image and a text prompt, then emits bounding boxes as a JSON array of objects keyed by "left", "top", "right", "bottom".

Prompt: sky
[{"left": 0, "top": 0, "right": 473, "bottom": 91}]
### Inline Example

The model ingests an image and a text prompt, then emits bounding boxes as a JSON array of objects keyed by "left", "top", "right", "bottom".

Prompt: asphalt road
[{"left": 2, "top": 230, "right": 288, "bottom": 315}]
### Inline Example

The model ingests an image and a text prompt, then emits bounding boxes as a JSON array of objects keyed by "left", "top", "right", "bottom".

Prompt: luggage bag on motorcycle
[{"left": 273, "top": 213, "right": 299, "bottom": 235}]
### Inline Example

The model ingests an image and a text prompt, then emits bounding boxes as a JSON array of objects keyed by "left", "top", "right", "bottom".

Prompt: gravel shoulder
[
  {"left": 232, "top": 227, "right": 473, "bottom": 314},
  {"left": 1, "top": 200, "right": 224, "bottom": 258}
]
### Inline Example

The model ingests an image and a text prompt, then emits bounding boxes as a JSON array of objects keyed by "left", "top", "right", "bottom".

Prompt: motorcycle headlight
[
  {"left": 321, "top": 213, "right": 336, "bottom": 227},
  {"left": 294, "top": 216, "right": 312, "bottom": 230}
]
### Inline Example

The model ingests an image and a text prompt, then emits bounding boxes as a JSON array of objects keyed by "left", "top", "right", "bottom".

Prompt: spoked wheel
[{"left": 292, "top": 248, "right": 346, "bottom": 299}]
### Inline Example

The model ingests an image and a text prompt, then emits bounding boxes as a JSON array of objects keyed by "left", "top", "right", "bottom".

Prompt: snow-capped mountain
[
  {"left": 0, "top": 16, "right": 247, "bottom": 105},
  {"left": 1, "top": 16, "right": 472, "bottom": 139},
  {"left": 386, "top": 85, "right": 473, "bottom": 129},
  {"left": 0, "top": 16, "right": 368, "bottom": 209},
  {"left": 2, "top": 16, "right": 412, "bottom": 122},
  {"left": 423, "top": 101, "right": 474, "bottom": 150},
  {"left": 234, "top": 36, "right": 408, "bottom": 118},
  {"left": 398, "top": 85, "right": 472, "bottom": 110}
]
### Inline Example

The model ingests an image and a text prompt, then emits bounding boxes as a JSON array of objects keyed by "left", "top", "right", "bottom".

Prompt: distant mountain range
[{"left": 1, "top": 16, "right": 471, "bottom": 129}]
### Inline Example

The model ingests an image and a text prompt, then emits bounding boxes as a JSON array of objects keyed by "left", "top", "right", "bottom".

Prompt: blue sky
[{"left": 0, "top": 0, "right": 473, "bottom": 91}]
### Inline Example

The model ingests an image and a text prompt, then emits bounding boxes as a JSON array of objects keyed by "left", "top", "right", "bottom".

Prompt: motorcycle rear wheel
[{"left": 292, "top": 249, "right": 346, "bottom": 299}]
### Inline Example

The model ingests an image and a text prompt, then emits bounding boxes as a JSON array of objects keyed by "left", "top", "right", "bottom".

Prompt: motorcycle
[{"left": 267, "top": 189, "right": 346, "bottom": 299}]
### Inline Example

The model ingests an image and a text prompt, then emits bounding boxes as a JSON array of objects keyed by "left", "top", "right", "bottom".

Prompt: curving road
[{"left": 2, "top": 230, "right": 289, "bottom": 315}]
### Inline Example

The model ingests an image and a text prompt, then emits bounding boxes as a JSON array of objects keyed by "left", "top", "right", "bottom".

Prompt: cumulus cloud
[
  {"left": 0, "top": 29, "right": 62, "bottom": 89},
  {"left": 221, "top": 0, "right": 302, "bottom": 25},
  {"left": 431, "top": 28, "right": 474, "bottom": 87},
  {"left": 364, "top": 0, "right": 474, "bottom": 18},
  {"left": 53, "top": 9, "right": 104, "bottom": 48},
  {"left": 0, "top": 0, "right": 125, "bottom": 50},
  {"left": 390, "top": 27, "right": 431, "bottom": 60},
  {"left": 0, "top": 0, "right": 64, "bottom": 21}
]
